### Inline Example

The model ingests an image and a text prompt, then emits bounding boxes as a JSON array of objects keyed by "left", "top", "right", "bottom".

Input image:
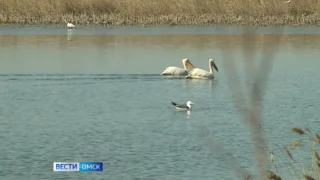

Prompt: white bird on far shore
[{"left": 67, "top": 22, "right": 75, "bottom": 29}]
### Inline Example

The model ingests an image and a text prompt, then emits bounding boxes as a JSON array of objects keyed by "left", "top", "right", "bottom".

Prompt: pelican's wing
[
  {"left": 186, "top": 68, "right": 211, "bottom": 78},
  {"left": 161, "top": 66, "right": 188, "bottom": 75}
]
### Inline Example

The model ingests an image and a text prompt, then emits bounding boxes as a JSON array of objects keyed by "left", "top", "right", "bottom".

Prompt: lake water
[{"left": 0, "top": 26, "right": 320, "bottom": 180}]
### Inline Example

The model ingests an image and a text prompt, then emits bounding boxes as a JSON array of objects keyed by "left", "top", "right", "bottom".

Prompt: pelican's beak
[
  {"left": 186, "top": 61, "right": 195, "bottom": 69},
  {"left": 190, "top": 101, "right": 194, "bottom": 104},
  {"left": 212, "top": 61, "right": 219, "bottom": 72}
]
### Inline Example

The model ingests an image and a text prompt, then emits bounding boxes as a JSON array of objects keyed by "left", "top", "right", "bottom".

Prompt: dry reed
[
  {"left": 284, "top": 148, "right": 294, "bottom": 161},
  {"left": 289, "top": 140, "right": 302, "bottom": 148},
  {"left": 276, "top": 128, "right": 320, "bottom": 179},
  {"left": 314, "top": 151, "right": 320, "bottom": 161},
  {"left": 1, "top": 0, "right": 320, "bottom": 26},
  {"left": 303, "top": 174, "right": 316, "bottom": 180},
  {"left": 291, "top": 128, "right": 305, "bottom": 135},
  {"left": 267, "top": 170, "right": 282, "bottom": 180},
  {"left": 317, "top": 161, "right": 320, "bottom": 178},
  {"left": 191, "top": 19, "right": 320, "bottom": 180},
  {"left": 211, "top": 27, "right": 283, "bottom": 179},
  {"left": 189, "top": 25, "right": 320, "bottom": 180},
  {"left": 315, "top": 134, "right": 320, "bottom": 144}
]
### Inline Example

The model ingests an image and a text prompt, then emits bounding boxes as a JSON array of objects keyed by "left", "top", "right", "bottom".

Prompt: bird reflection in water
[
  {"left": 67, "top": 29, "right": 73, "bottom": 41},
  {"left": 185, "top": 110, "right": 195, "bottom": 132},
  {"left": 209, "top": 79, "right": 216, "bottom": 95},
  {"left": 186, "top": 110, "right": 191, "bottom": 118}
]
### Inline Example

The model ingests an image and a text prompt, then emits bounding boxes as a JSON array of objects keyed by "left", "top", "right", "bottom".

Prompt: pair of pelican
[{"left": 161, "top": 58, "right": 219, "bottom": 79}]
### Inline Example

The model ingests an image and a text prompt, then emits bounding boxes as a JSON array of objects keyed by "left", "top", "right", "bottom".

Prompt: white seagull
[
  {"left": 161, "top": 58, "right": 196, "bottom": 76},
  {"left": 171, "top": 101, "right": 194, "bottom": 111},
  {"left": 67, "top": 22, "right": 75, "bottom": 29},
  {"left": 186, "top": 58, "right": 218, "bottom": 79}
]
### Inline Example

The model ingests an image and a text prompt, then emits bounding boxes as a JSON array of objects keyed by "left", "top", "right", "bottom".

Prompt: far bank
[
  {"left": 1, "top": 0, "right": 320, "bottom": 27},
  {"left": 1, "top": 14, "right": 320, "bottom": 27}
]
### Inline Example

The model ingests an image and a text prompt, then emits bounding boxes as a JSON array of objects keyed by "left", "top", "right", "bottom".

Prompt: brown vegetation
[{"left": 0, "top": 0, "right": 320, "bottom": 26}]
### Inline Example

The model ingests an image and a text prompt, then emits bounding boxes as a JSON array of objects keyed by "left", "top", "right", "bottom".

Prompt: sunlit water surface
[{"left": 0, "top": 26, "right": 319, "bottom": 180}]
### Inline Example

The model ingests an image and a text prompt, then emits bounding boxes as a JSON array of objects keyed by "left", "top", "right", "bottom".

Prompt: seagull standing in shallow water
[{"left": 171, "top": 101, "right": 194, "bottom": 111}]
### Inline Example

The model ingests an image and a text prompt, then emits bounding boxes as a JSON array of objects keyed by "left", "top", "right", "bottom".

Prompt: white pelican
[
  {"left": 186, "top": 58, "right": 218, "bottom": 79},
  {"left": 171, "top": 101, "right": 194, "bottom": 111},
  {"left": 161, "top": 58, "right": 195, "bottom": 76},
  {"left": 67, "top": 22, "right": 75, "bottom": 29}
]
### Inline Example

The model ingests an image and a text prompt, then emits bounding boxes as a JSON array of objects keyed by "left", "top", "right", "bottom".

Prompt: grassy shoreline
[
  {"left": 1, "top": 0, "right": 320, "bottom": 27},
  {"left": 2, "top": 15, "right": 320, "bottom": 27}
]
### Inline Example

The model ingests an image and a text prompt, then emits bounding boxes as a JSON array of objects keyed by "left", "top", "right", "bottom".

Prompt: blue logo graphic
[
  {"left": 79, "top": 162, "right": 103, "bottom": 172},
  {"left": 53, "top": 162, "right": 103, "bottom": 172}
]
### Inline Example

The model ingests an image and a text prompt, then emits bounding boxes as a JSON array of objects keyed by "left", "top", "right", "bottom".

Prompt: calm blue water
[{"left": 0, "top": 26, "right": 319, "bottom": 180}]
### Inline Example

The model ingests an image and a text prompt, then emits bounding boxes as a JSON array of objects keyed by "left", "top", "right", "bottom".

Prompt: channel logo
[{"left": 53, "top": 162, "right": 103, "bottom": 172}]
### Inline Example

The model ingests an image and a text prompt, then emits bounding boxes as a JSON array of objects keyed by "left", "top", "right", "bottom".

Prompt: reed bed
[
  {"left": 264, "top": 128, "right": 320, "bottom": 180},
  {"left": 1, "top": 0, "right": 320, "bottom": 26}
]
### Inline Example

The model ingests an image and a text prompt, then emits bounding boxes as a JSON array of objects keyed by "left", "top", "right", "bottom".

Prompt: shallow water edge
[
  {"left": 1, "top": 25, "right": 320, "bottom": 36},
  {"left": 1, "top": 22, "right": 320, "bottom": 29}
]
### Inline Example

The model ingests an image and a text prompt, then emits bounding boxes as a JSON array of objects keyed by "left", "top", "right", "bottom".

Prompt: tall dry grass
[
  {"left": 264, "top": 128, "right": 320, "bottom": 180},
  {"left": 0, "top": 0, "right": 320, "bottom": 26}
]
